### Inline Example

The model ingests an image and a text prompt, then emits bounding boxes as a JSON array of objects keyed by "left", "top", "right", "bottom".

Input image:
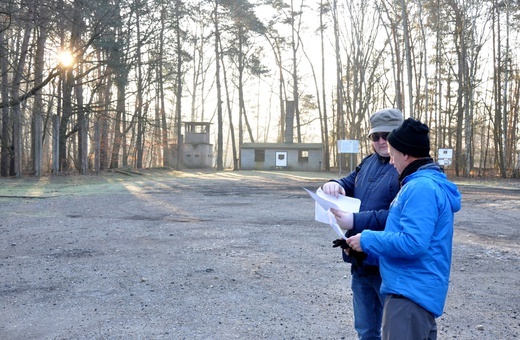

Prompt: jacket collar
[{"left": 399, "top": 157, "right": 434, "bottom": 184}]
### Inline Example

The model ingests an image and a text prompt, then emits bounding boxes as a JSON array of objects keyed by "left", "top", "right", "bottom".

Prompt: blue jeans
[{"left": 351, "top": 272, "right": 385, "bottom": 340}]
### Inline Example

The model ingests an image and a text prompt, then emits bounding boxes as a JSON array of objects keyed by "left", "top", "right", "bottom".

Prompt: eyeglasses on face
[{"left": 369, "top": 132, "right": 389, "bottom": 142}]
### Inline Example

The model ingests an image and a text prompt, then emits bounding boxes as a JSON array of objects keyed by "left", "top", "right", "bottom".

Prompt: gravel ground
[{"left": 0, "top": 169, "right": 518, "bottom": 339}]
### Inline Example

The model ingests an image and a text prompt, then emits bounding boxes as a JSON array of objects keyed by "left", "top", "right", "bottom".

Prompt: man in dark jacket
[{"left": 323, "top": 108, "right": 403, "bottom": 340}]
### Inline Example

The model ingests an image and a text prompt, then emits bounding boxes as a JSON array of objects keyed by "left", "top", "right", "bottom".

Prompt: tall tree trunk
[
  {"left": 434, "top": 0, "right": 442, "bottom": 151},
  {"left": 511, "top": 74, "right": 519, "bottom": 176},
  {"left": 159, "top": 6, "right": 168, "bottom": 167},
  {"left": 109, "top": 20, "right": 128, "bottom": 169},
  {"left": 94, "top": 119, "right": 100, "bottom": 173},
  {"left": 0, "top": 24, "right": 11, "bottom": 176},
  {"left": 32, "top": 26, "right": 46, "bottom": 176},
  {"left": 320, "top": 0, "right": 330, "bottom": 171},
  {"left": 59, "top": 68, "right": 73, "bottom": 171},
  {"left": 135, "top": 4, "right": 144, "bottom": 169},
  {"left": 502, "top": 1, "right": 510, "bottom": 174},
  {"left": 417, "top": 0, "right": 429, "bottom": 122},
  {"left": 400, "top": 0, "right": 413, "bottom": 116},
  {"left": 332, "top": 0, "right": 344, "bottom": 169},
  {"left": 100, "top": 74, "right": 110, "bottom": 170},
  {"left": 452, "top": 3, "right": 465, "bottom": 177},
  {"left": 238, "top": 26, "right": 244, "bottom": 165},
  {"left": 290, "top": 0, "right": 302, "bottom": 143},
  {"left": 492, "top": 0, "right": 506, "bottom": 177},
  {"left": 111, "top": 90, "right": 123, "bottom": 169},
  {"left": 76, "top": 63, "right": 87, "bottom": 174},
  {"left": 175, "top": 0, "right": 183, "bottom": 170},
  {"left": 214, "top": 1, "right": 224, "bottom": 170},
  {"left": 190, "top": 5, "right": 202, "bottom": 122}
]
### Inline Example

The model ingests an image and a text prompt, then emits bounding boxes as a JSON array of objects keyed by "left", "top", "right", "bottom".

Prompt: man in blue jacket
[
  {"left": 347, "top": 118, "right": 462, "bottom": 340},
  {"left": 323, "top": 108, "right": 403, "bottom": 339}
]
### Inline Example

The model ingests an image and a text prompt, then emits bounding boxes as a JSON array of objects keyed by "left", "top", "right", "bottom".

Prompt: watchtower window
[{"left": 186, "top": 124, "right": 207, "bottom": 133}]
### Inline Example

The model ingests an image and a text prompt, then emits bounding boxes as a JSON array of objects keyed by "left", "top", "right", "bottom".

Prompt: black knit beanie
[{"left": 387, "top": 117, "right": 430, "bottom": 157}]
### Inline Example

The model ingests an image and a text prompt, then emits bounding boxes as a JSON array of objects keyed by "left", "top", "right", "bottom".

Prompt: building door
[{"left": 275, "top": 151, "right": 288, "bottom": 167}]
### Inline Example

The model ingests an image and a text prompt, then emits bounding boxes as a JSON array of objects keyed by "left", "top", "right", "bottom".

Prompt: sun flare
[{"left": 58, "top": 51, "right": 74, "bottom": 68}]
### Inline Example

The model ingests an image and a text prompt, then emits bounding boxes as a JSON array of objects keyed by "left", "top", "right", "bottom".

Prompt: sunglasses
[{"left": 370, "top": 132, "right": 389, "bottom": 142}]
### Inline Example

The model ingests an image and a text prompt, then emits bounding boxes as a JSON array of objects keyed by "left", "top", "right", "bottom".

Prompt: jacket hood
[{"left": 406, "top": 164, "right": 462, "bottom": 213}]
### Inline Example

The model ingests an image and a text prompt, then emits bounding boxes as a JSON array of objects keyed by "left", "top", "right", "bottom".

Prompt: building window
[
  {"left": 186, "top": 123, "right": 207, "bottom": 133},
  {"left": 255, "top": 149, "right": 265, "bottom": 162},
  {"left": 299, "top": 150, "right": 309, "bottom": 163}
]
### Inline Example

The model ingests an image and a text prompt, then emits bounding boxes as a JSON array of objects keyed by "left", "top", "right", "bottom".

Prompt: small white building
[{"left": 240, "top": 142, "right": 323, "bottom": 171}]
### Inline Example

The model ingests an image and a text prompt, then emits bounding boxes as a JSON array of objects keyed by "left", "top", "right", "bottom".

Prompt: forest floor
[{"left": 0, "top": 168, "right": 518, "bottom": 339}]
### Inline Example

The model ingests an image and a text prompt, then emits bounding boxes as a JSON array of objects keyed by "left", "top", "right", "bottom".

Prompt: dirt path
[{"left": 0, "top": 169, "right": 518, "bottom": 339}]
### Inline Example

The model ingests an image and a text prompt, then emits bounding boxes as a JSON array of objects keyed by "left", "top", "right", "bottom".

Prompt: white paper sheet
[{"left": 303, "top": 187, "right": 361, "bottom": 239}]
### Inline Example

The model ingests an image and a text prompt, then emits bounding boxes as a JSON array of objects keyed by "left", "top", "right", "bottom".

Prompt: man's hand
[
  {"left": 346, "top": 234, "right": 363, "bottom": 252},
  {"left": 330, "top": 208, "right": 354, "bottom": 230},
  {"left": 322, "top": 182, "right": 346, "bottom": 198},
  {"left": 332, "top": 238, "right": 367, "bottom": 266}
]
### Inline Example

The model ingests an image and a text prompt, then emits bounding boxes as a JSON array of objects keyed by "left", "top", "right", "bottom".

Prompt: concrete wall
[{"left": 183, "top": 143, "right": 213, "bottom": 168}]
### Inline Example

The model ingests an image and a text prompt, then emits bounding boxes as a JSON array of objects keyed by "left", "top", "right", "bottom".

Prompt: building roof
[{"left": 241, "top": 142, "right": 323, "bottom": 150}]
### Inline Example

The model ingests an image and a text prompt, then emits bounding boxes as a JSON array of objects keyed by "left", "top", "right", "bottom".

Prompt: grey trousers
[{"left": 382, "top": 294, "right": 437, "bottom": 340}]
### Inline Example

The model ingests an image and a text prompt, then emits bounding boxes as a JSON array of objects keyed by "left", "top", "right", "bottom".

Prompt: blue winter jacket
[
  {"left": 331, "top": 153, "right": 400, "bottom": 274},
  {"left": 361, "top": 163, "right": 462, "bottom": 317}
]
